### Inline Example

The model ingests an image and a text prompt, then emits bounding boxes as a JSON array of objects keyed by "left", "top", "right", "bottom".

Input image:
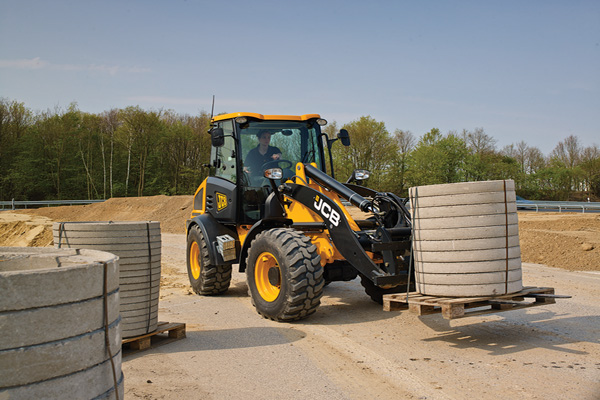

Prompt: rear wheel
[
  {"left": 186, "top": 225, "right": 231, "bottom": 295},
  {"left": 246, "top": 228, "right": 324, "bottom": 321}
]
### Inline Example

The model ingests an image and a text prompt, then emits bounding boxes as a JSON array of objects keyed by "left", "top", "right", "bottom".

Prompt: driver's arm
[{"left": 271, "top": 146, "right": 282, "bottom": 160}]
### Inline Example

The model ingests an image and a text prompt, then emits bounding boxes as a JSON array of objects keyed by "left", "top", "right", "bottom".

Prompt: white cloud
[
  {"left": 0, "top": 57, "right": 47, "bottom": 69},
  {"left": 0, "top": 57, "right": 150, "bottom": 75}
]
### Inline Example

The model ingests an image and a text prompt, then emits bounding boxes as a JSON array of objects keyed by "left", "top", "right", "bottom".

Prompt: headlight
[
  {"left": 235, "top": 116, "right": 248, "bottom": 124},
  {"left": 317, "top": 118, "right": 327, "bottom": 126},
  {"left": 264, "top": 168, "right": 283, "bottom": 180},
  {"left": 354, "top": 169, "right": 370, "bottom": 180}
]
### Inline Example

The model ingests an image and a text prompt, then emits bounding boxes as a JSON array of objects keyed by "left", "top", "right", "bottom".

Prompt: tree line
[
  {"left": 328, "top": 116, "right": 599, "bottom": 201},
  {"left": 0, "top": 99, "right": 211, "bottom": 201},
  {"left": 1, "top": 99, "right": 598, "bottom": 201}
]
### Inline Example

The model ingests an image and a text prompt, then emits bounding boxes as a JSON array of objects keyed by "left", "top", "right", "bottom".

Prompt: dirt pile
[
  {"left": 0, "top": 213, "right": 54, "bottom": 247},
  {"left": 518, "top": 212, "right": 600, "bottom": 271},
  {"left": 10, "top": 195, "right": 192, "bottom": 233},
  {"left": 1, "top": 195, "right": 599, "bottom": 271},
  {"left": 0, "top": 195, "right": 192, "bottom": 248}
]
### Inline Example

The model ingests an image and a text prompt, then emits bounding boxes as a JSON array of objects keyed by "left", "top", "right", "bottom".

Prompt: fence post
[{"left": 12, "top": 198, "right": 15, "bottom": 210}]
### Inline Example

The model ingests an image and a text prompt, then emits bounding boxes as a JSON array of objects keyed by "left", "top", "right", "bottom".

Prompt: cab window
[
  {"left": 211, "top": 120, "right": 237, "bottom": 182},
  {"left": 239, "top": 121, "right": 323, "bottom": 187}
]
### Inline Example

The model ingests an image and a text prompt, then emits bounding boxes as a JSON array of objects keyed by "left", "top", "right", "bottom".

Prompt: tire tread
[
  {"left": 187, "top": 225, "right": 232, "bottom": 295},
  {"left": 247, "top": 228, "right": 323, "bottom": 321}
]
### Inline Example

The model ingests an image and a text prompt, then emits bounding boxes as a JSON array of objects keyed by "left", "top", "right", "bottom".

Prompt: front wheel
[
  {"left": 246, "top": 228, "right": 324, "bottom": 321},
  {"left": 186, "top": 225, "right": 231, "bottom": 295}
]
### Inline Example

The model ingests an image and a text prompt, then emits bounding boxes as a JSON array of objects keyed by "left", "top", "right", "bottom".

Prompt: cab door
[{"left": 208, "top": 119, "right": 238, "bottom": 223}]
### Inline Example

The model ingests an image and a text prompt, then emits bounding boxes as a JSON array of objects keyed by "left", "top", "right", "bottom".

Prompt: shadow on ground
[{"left": 417, "top": 309, "right": 598, "bottom": 356}]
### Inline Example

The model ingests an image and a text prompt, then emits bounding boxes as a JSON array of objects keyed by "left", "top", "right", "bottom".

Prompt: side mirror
[
  {"left": 337, "top": 129, "right": 350, "bottom": 146},
  {"left": 211, "top": 128, "right": 225, "bottom": 147}
]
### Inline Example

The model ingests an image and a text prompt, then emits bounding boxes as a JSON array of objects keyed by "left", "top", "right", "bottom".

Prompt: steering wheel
[{"left": 260, "top": 159, "right": 293, "bottom": 171}]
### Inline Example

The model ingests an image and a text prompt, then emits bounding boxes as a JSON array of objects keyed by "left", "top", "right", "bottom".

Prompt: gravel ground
[
  {"left": 121, "top": 233, "right": 600, "bottom": 400},
  {"left": 1, "top": 197, "right": 599, "bottom": 399}
]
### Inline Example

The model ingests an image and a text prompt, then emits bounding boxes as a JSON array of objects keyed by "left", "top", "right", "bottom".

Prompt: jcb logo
[
  {"left": 314, "top": 195, "right": 340, "bottom": 227},
  {"left": 216, "top": 192, "right": 228, "bottom": 211}
]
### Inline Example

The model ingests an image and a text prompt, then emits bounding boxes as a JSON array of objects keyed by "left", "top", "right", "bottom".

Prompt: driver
[{"left": 244, "top": 129, "right": 282, "bottom": 178}]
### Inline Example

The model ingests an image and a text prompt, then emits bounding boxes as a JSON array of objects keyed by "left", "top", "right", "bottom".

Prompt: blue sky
[{"left": 1, "top": 0, "right": 598, "bottom": 154}]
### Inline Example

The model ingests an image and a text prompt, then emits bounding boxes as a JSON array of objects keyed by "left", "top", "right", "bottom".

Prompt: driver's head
[{"left": 257, "top": 129, "right": 272, "bottom": 143}]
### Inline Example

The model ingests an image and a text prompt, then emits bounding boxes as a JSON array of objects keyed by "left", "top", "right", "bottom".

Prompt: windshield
[{"left": 239, "top": 120, "right": 323, "bottom": 184}]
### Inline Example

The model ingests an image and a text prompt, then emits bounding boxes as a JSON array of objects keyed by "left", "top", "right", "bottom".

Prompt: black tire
[
  {"left": 246, "top": 228, "right": 324, "bottom": 322},
  {"left": 359, "top": 274, "right": 414, "bottom": 304},
  {"left": 186, "top": 225, "right": 231, "bottom": 295}
]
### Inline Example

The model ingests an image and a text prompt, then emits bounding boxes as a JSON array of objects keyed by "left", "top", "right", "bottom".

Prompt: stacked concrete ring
[
  {"left": 53, "top": 221, "right": 161, "bottom": 337},
  {"left": 409, "top": 180, "right": 523, "bottom": 296},
  {"left": 0, "top": 247, "right": 123, "bottom": 399}
]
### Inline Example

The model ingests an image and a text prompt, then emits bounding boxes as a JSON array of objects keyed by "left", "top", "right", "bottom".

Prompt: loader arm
[{"left": 281, "top": 181, "right": 410, "bottom": 288}]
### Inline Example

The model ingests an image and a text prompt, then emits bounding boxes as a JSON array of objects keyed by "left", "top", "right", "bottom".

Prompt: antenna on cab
[{"left": 208, "top": 95, "right": 216, "bottom": 134}]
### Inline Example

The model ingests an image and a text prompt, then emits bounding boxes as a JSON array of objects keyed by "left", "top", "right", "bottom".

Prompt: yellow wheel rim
[
  {"left": 255, "top": 252, "right": 281, "bottom": 302},
  {"left": 190, "top": 241, "right": 201, "bottom": 280}
]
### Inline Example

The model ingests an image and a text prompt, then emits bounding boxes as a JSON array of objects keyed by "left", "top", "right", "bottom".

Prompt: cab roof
[{"left": 211, "top": 112, "right": 321, "bottom": 123}]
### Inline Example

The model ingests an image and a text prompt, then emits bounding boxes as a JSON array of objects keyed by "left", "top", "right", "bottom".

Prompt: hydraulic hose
[{"left": 304, "top": 164, "right": 373, "bottom": 212}]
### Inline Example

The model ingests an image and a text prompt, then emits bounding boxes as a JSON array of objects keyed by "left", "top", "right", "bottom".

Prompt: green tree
[
  {"left": 78, "top": 113, "right": 103, "bottom": 199},
  {"left": 117, "top": 107, "right": 165, "bottom": 196},
  {"left": 439, "top": 132, "right": 468, "bottom": 183},
  {"left": 0, "top": 99, "right": 32, "bottom": 199},
  {"left": 545, "top": 135, "right": 584, "bottom": 199},
  {"left": 406, "top": 128, "right": 445, "bottom": 186},
  {"left": 406, "top": 129, "right": 468, "bottom": 187},
  {"left": 3, "top": 98, "right": 596, "bottom": 202},
  {"left": 580, "top": 145, "right": 600, "bottom": 199},
  {"left": 37, "top": 104, "right": 83, "bottom": 199},
  {"left": 391, "top": 129, "right": 415, "bottom": 195},
  {"left": 501, "top": 141, "right": 549, "bottom": 197},
  {"left": 180, "top": 112, "right": 212, "bottom": 193},
  {"left": 462, "top": 127, "right": 498, "bottom": 181},
  {"left": 332, "top": 116, "right": 397, "bottom": 191},
  {"left": 100, "top": 109, "right": 120, "bottom": 198}
]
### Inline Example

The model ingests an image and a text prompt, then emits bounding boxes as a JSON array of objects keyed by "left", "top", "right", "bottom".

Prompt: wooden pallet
[
  {"left": 383, "top": 287, "right": 569, "bottom": 320},
  {"left": 122, "top": 321, "right": 186, "bottom": 352}
]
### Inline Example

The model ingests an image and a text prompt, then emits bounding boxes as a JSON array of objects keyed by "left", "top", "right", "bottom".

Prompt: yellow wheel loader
[{"left": 186, "top": 113, "right": 413, "bottom": 321}]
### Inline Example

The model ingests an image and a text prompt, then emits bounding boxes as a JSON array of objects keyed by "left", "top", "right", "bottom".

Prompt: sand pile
[{"left": 1, "top": 195, "right": 599, "bottom": 271}]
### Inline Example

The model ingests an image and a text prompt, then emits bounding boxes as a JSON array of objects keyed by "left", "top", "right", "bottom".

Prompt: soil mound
[
  {"left": 0, "top": 213, "right": 54, "bottom": 247},
  {"left": 2, "top": 196, "right": 599, "bottom": 271},
  {"left": 518, "top": 212, "right": 600, "bottom": 271},
  {"left": 18, "top": 195, "right": 191, "bottom": 233},
  {"left": 0, "top": 195, "right": 193, "bottom": 248}
]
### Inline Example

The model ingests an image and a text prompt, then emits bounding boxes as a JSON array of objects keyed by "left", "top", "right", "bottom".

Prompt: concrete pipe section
[
  {"left": 0, "top": 247, "right": 123, "bottom": 399},
  {"left": 409, "top": 180, "right": 523, "bottom": 296},
  {"left": 53, "top": 221, "right": 161, "bottom": 338}
]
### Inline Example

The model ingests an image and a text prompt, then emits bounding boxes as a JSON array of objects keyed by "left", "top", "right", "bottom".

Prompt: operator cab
[{"left": 209, "top": 113, "right": 327, "bottom": 223}]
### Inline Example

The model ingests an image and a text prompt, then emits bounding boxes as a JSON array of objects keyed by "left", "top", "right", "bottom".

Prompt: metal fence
[
  {"left": 357, "top": 199, "right": 600, "bottom": 214},
  {"left": 517, "top": 200, "right": 600, "bottom": 213},
  {"left": 2, "top": 198, "right": 599, "bottom": 213},
  {"left": 0, "top": 199, "right": 106, "bottom": 210}
]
